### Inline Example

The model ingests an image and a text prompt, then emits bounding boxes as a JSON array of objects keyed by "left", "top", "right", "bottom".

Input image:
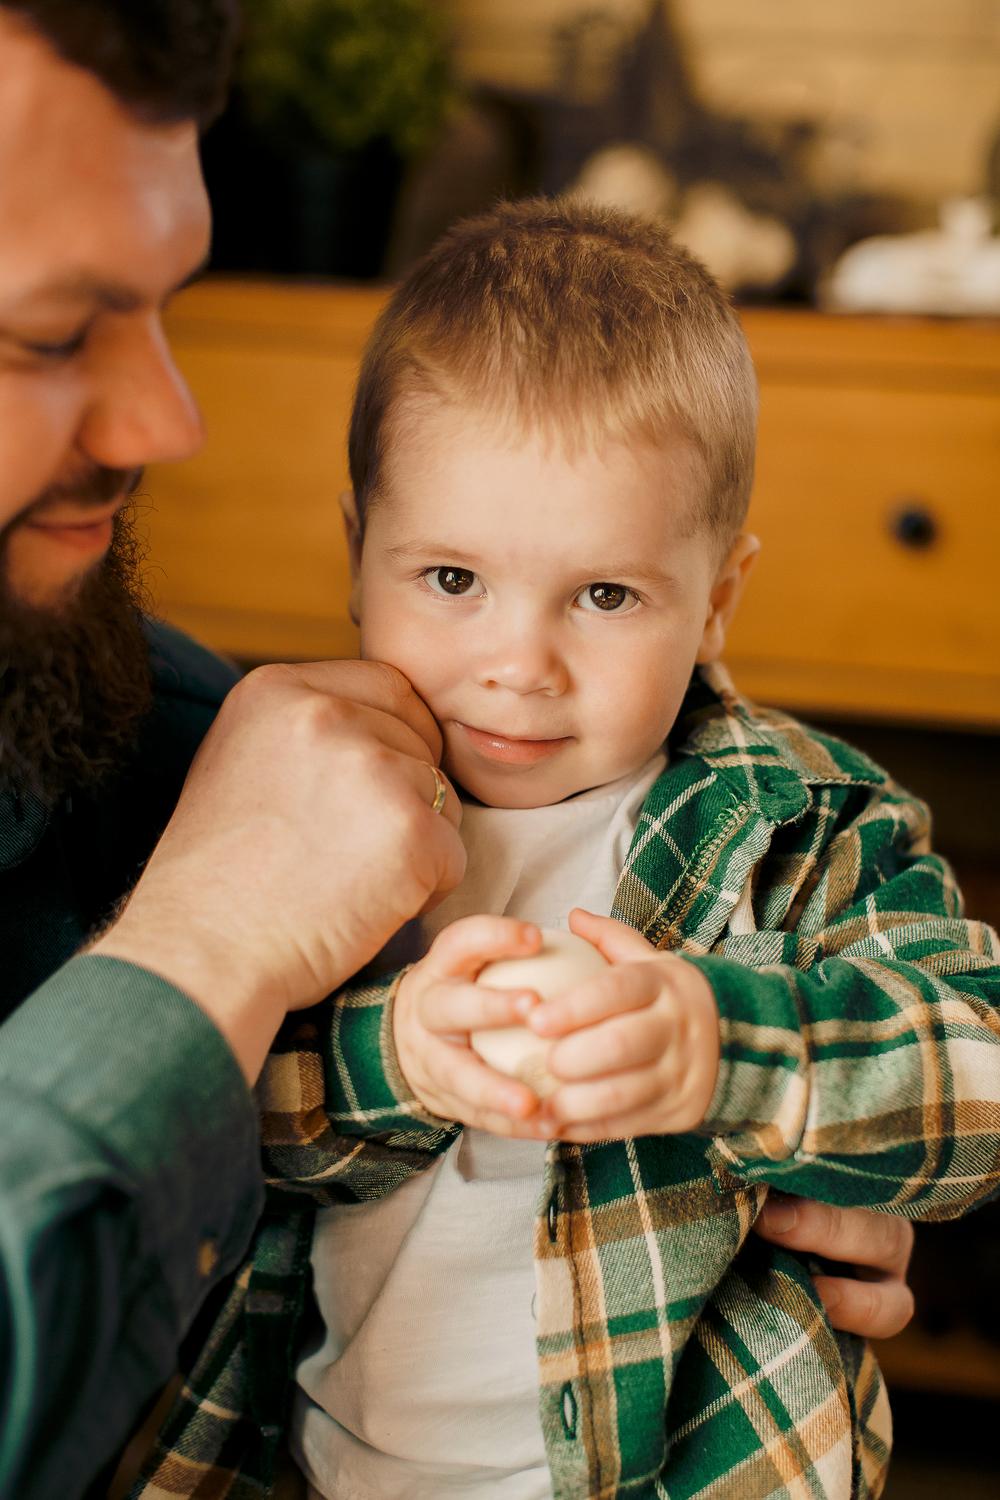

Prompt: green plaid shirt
[{"left": 132, "top": 665, "right": 1000, "bottom": 1500}]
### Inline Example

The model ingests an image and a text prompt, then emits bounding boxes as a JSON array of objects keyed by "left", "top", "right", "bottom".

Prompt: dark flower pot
[
  {"left": 201, "top": 96, "right": 404, "bottom": 280},
  {"left": 283, "top": 141, "right": 404, "bottom": 278}
]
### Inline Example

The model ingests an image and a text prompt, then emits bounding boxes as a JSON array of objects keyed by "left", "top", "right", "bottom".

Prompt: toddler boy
[{"left": 135, "top": 200, "right": 1000, "bottom": 1500}]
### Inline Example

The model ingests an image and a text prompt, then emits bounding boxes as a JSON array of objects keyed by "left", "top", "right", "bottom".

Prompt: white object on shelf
[
  {"left": 570, "top": 148, "right": 796, "bottom": 293},
  {"left": 826, "top": 197, "right": 1000, "bottom": 315},
  {"left": 570, "top": 142, "right": 679, "bottom": 222},
  {"left": 672, "top": 181, "right": 797, "bottom": 293}
]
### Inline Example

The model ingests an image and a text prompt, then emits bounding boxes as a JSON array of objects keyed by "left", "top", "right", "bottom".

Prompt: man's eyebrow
[{"left": 6, "top": 253, "right": 211, "bottom": 314}]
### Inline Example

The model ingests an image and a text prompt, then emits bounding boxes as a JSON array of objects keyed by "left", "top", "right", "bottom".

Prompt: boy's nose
[{"left": 475, "top": 632, "right": 569, "bottom": 697}]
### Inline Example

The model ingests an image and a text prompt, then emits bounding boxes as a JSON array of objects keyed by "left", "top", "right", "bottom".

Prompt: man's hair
[
  {"left": 0, "top": 0, "right": 240, "bottom": 126},
  {"left": 349, "top": 197, "right": 758, "bottom": 546}
]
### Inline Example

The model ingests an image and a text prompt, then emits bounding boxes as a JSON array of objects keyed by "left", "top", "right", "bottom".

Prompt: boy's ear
[
  {"left": 696, "top": 532, "right": 760, "bottom": 665},
  {"left": 339, "top": 489, "right": 363, "bottom": 627}
]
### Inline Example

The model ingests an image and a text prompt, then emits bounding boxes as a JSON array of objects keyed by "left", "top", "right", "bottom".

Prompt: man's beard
[{"left": 0, "top": 501, "right": 154, "bottom": 807}]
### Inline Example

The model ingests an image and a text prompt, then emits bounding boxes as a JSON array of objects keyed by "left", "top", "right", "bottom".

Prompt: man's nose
[
  {"left": 474, "top": 620, "right": 570, "bottom": 696},
  {"left": 77, "top": 315, "right": 205, "bottom": 471}
]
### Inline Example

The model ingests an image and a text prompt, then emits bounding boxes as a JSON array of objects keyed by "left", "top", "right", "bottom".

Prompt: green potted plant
[{"left": 206, "top": 0, "right": 455, "bottom": 277}]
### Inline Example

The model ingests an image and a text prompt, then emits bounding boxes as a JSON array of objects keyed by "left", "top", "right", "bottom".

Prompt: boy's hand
[
  {"left": 528, "top": 908, "right": 720, "bottom": 1142},
  {"left": 393, "top": 916, "right": 552, "bottom": 1137}
]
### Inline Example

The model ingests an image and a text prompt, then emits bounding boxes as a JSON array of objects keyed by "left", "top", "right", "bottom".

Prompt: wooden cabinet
[
  {"left": 149, "top": 281, "right": 381, "bottom": 662},
  {"left": 732, "top": 311, "right": 1000, "bottom": 730},
  {"left": 149, "top": 282, "right": 1000, "bottom": 729}
]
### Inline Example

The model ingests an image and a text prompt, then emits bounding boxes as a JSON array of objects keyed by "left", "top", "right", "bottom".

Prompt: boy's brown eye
[
  {"left": 588, "top": 583, "right": 628, "bottom": 611},
  {"left": 433, "top": 567, "right": 476, "bottom": 595}
]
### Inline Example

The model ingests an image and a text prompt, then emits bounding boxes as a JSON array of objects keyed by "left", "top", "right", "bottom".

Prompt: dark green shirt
[{"left": 0, "top": 623, "right": 262, "bottom": 1500}]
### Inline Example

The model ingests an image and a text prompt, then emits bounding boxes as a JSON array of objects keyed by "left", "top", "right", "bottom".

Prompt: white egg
[{"left": 471, "top": 928, "right": 608, "bottom": 1096}]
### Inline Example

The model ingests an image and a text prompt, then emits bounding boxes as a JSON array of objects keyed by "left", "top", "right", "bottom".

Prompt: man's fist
[{"left": 93, "top": 660, "right": 466, "bottom": 1080}]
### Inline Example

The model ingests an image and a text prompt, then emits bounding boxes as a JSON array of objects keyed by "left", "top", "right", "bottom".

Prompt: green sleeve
[
  {"left": 0, "top": 956, "right": 263, "bottom": 1500},
  {"left": 258, "top": 969, "right": 460, "bottom": 1201},
  {"left": 690, "top": 808, "right": 1000, "bottom": 1220}
]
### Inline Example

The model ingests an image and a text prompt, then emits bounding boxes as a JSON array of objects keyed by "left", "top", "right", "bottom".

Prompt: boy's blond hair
[{"left": 349, "top": 197, "right": 758, "bottom": 546}]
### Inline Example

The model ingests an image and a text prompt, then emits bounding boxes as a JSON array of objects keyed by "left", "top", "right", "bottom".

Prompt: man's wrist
[{"left": 89, "top": 907, "right": 285, "bottom": 1085}]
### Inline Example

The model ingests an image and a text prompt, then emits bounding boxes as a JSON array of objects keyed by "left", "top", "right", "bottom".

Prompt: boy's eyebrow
[
  {"left": 587, "top": 560, "right": 681, "bottom": 589},
  {"left": 384, "top": 541, "right": 483, "bottom": 566},
  {"left": 383, "top": 540, "right": 680, "bottom": 589}
]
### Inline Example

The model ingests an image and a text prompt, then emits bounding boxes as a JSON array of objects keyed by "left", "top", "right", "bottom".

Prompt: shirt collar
[{"left": 671, "top": 663, "right": 885, "bottom": 827}]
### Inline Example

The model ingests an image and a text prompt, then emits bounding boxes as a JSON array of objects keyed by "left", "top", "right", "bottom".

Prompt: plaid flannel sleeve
[
  {"left": 257, "top": 967, "right": 460, "bottom": 1202},
  {"left": 690, "top": 782, "right": 1000, "bottom": 1219}
]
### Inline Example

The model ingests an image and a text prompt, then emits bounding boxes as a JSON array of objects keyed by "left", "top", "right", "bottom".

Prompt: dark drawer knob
[{"left": 890, "top": 504, "right": 939, "bottom": 550}]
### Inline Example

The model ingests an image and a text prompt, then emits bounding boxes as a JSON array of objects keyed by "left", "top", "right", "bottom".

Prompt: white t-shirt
[{"left": 292, "top": 752, "right": 667, "bottom": 1500}]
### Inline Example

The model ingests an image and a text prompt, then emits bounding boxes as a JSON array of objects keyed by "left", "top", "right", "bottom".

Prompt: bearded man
[{"left": 0, "top": 6, "right": 916, "bottom": 1499}]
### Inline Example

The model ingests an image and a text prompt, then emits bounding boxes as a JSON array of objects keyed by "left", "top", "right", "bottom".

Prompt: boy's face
[{"left": 347, "top": 400, "right": 756, "bottom": 809}]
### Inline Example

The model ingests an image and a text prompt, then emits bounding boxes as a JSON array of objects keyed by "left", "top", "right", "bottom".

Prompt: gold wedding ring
[{"left": 428, "top": 764, "right": 448, "bottom": 815}]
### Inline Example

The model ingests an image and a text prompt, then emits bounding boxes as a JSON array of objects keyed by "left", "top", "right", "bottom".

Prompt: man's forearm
[
  {"left": 0, "top": 957, "right": 263, "bottom": 1500},
  {"left": 89, "top": 892, "right": 288, "bottom": 1087}
]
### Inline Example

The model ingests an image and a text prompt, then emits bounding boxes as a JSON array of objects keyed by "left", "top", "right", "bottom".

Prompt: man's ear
[
  {"left": 339, "top": 489, "right": 363, "bottom": 627},
  {"left": 696, "top": 532, "right": 760, "bottom": 665}
]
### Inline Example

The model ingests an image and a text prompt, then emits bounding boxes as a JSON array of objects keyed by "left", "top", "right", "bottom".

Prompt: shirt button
[
  {"left": 197, "top": 1238, "right": 219, "bottom": 1279},
  {"left": 547, "top": 1186, "right": 559, "bottom": 1242},
  {"left": 561, "top": 1381, "right": 578, "bottom": 1439}
]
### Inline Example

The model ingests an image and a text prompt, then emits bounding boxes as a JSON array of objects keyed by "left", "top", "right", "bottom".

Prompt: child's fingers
[
  {"left": 542, "top": 1064, "right": 664, "bottom": 1128},
  {"left": 528, "top": 961, "right": 659, "bottom": 1038},
  {"left": 540, "top": 1115, "right": 646, "bottom": 1145},
  {"left": 427, "top": 1039, "right": 541, "bottom": 1123},
  {"left": 419, "top": 977, "right": 538, "bottom": 1035},
  {"left": 425, "top": 914, "right": 542, "bottom": 980},
  {"left": 473, "top": 1107, "right": 553, "bottom": 1141},
  {"left": 549, "top": 1009, "right": 667, "bottom": 1080},
  {"left": 568, "top": 907, "right": 656, "bottom": 963},
  {"left": 537, "top": 1092, "right": 691, "bottom": 1142}
]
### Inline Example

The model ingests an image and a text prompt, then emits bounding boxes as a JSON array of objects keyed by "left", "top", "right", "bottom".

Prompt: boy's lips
[{"left": 455, "top": 721, "right": 572, "bottom": 766}]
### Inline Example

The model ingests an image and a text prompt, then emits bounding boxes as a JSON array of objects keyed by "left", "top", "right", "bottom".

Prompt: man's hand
[
  {"left": 755, "top": 1195, "right": 916, "bottom": 1339},
  {"left": 91, "top": 660, "right": 465, "bottom": 1082},
  {"left": 526, "top": 909, "right": 720, "bottom": 1142},
  {"left": 393, "top": 915, "right": 552, "bottom": 1135}
]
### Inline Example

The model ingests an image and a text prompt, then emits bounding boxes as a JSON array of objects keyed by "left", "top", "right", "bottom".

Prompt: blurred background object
[
  {"left": 826, "top": 197, "right": 1000, "bottom": 315},
  {"left": 203, "top": 0, "right": 455, "bottom": 277},
  {"left": 432, "top": 0, "right": 1000, "bottom": 301},
  {"left": 144, "top": 7, "right": 1000, "bottom": 1495},
  {"left": 200, "top": 0, "right": 1000, "bottom": 300}
]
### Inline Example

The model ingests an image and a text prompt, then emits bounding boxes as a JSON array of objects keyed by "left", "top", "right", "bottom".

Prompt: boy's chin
[{"left": 447, "top": 761, "right": 592, "bottom": 811}]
